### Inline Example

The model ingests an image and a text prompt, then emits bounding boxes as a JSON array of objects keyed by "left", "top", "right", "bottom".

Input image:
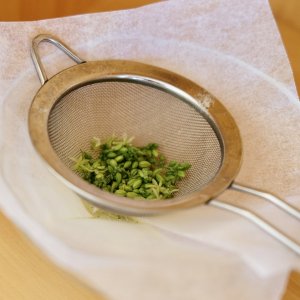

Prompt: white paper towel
[{"left": 0, "top": 0, "right": 300, "bottom": 299}]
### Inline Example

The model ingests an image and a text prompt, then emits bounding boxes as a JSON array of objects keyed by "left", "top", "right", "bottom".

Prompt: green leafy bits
[{"left": 72, "top": 136, "right": 191, "bottom": 200}]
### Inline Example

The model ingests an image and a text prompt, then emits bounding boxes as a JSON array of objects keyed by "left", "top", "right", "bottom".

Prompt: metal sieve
[{"left": 29, "top": 34, "right": 300, "bottom": 254}]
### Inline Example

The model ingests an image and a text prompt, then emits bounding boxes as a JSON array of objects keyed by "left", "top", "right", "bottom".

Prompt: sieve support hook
[
  {"left": 31, "top": 34, "right": 86, "bottom": 85},
  {"left": 230, "top": 182, "right": 300, "bottom": 221}
]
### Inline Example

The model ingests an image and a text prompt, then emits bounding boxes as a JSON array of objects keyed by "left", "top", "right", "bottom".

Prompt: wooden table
[{"left": 0, "top": 1, "right": 299, "bottom": 299}]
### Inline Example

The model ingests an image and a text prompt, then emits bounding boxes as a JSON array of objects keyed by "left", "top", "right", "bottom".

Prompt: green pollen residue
[{"left": 82, "top": 200, "right": 139, "bottom": 224}]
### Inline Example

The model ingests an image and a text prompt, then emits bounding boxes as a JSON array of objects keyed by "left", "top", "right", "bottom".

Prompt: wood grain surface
[{"left": 0, "top": 1, "right": 299, "bottom": 299}]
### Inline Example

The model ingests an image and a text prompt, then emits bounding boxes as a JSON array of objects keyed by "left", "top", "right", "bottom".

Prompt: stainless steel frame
[{"left": 29, "top": 34, "right": 300, "bottom": 255}]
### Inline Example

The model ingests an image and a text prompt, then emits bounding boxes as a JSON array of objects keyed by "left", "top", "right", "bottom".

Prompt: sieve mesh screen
[{"left": 48, "top": 80, "right": 223, "bottom": 196}]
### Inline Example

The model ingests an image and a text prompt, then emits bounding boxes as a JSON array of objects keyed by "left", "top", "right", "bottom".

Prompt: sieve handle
[
  {"left": 230, "top": 182, "right": 300, "bottom": 221},
  {"left": 209, "top": 199, "right": 300, "bottom": 255},
  {"left": 31, "top": 34, "right": 86, "bottom": 85}
]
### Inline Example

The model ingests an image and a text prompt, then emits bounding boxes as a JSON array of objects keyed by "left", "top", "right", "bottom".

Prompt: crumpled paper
[{"left": 1, "top": 0, "right": 300, "bottom": 299}]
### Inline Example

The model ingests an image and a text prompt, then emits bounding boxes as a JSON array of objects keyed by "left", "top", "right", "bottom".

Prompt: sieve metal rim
[{"left": 28, "top": 59, "right": 242, "bottom": 215}]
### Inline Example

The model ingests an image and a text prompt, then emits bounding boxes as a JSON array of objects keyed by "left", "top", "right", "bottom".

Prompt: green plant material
[
  {"left": 72, "top": 136, "right": 191, "bottom": 200},
  {"left": 90, "top": 137, "right": 101, "bottom": 150},
  {"left": 82, "top": 200, "right": 139, "bottom": 223},
  {"left": 139, "top": 161, "right": 151, "bottom": 168}
]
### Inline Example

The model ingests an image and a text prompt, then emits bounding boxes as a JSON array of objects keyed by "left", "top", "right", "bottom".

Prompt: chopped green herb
[{"left": 72, "top": 136, "right": 191, "bottom": 200}]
